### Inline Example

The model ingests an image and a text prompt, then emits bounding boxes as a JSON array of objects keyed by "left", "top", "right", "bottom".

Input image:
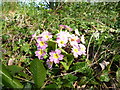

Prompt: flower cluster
[
  {"left": 33, "top": 25, "right": 86, "bottom": 69},
  {"left": 35, "top": 31, "right": 52, "bottom": 60},
  {"left": 56, "top": 31, "right": 86, "bottom": 58}
]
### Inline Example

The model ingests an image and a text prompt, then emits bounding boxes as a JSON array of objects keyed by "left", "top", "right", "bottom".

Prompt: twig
[
  {"left": 86, "top": 33, "right": 94, "bottom": 60},
  {"left": 14, "top": 76, "right": 33, "bottom": 84},
  {"left": 87, "top": 25, "right": 98, "bottom": 60},
  {"left": 93, "top": 45, "right": 101, "bottom": 62},
  {"left": 26, "top": 67, "right": 32, "bottom": 75},
  {"left": 41, "top": 79, "right": 49, "bottom": 88}
]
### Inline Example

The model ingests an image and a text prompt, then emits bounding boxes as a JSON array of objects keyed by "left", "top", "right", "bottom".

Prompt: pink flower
[
  {"left": 81, "top": 35, "right": 85, "bottom": 44},
  {"left": 75, "top": 29, "right": 80, "bottom": 36},
  {"left": 59, "top": 25, "right": 65, "bottom": 29},
  {"left": 59, "top": 25, "right": 73, "bottom": 31},
  {"left": 35, "top": 49, "right": 46, "bottom": 59},
  {"left": 72, "top": 44, "right": 86, "bottom": 58},
  {"left": 32, "top": 33, "right": 36, "bottom": 38},
  {"left": 79, "top": 44, "right": 86, "bottom": 55},
  {"left": 56, "top": 31, "right": 70, "bottom": 40},
  {"left": 69, "top": 34, "right": 80, "bottom": 46},
  {"left": 31, "top": 33, "right": 37, "bottom": 40},
  {"left": 56, "top": 38, "right": 68, "bottom": 48},
  {"left": 46, "top": 59, "right": 53, "bottom": 69},
  {"left": 49, "top": 49, "right": 64, "bottom": 64},
  {"left": 65, "top": 25, "right": 73, "bottom": 31},
  {"left": 72, "top": 45, "right": 81, "bottom": 58},
  {"left": 36, "top": 38, "right": 48, "bottom": 49},
  {"left": 40, "top": 31, "right": 52, "bottom": 41}
]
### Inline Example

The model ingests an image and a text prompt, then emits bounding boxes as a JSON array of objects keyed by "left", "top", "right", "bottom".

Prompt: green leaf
[
  {"left": 79, "top": 76, "right": 99, "bottom": 86},
  {"left": 59, "top": 48, "right": 68, "bottom": 55},
  {"left": 0, "top": 72, "right": 4, "bottom": 87},
  {"left": 13, "top": 44, "right": 20, "bottom": 51},
  {"left": 79, "top": 76, "right": 87, "bottom": 86},
  {"left": 100, "top": 70, "right": 110, "bottom": 82},
  {"left": 18, "top": 72, "right": 28, "bottom": 78},
  {"left": 116, "top": 68, "right": 120, "bottom": 86},
  {"left": 30, "top": 59, "right": 46, "bottom": 88},
  {"left": 47, "top": 40, "right": 57, "bottom": 51},
  {"left": 66, "top": 54, "right": 74, "bottom": 67},
  {"left": 61, "top": 54, "right": 74, "bottom": 70},
  {"left": 2, "top": 34, "right": 10, "bottom": 41},
  {"left": 6, "top": 65, "right": 23, "bottom": 75},
  {"left": 1, "top": 64, "right": 23, "bottom": 88},
  {"left": 60, "top": 62, "right": 69, "bottom": 70},
  {"left": 113, "top": 55, "right": 120, "bottom": 62},
  {"left": 63, "top": 74, "right": 78, "bottom": 82},
  {"left": 62, "top": 74, "right": 78, "bottom": 88},
  {"left": 24, "top": 83, "right": 32, "bottom": 89},
  {"left": 45, "top": 84, "right": 58, "bottom": 88},
  {"left": 71, "top": 62, "right": 93, "bottom": 76},
  {"left": 21, "top": 42, "right": 30, "bottom": 53}
]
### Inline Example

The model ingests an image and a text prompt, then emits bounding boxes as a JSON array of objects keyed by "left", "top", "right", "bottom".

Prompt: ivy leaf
[{"left": 30, "top": 59, "right": 46, "bottom": 88}]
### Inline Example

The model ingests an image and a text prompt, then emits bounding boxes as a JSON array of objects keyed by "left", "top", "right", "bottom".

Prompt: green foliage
[
  {"left": 99, "top": 70, "right": 110, "bottom": 82},
  {"left": 30, "top": 59, "right": 46, "bottom": 88},
  {"left": 47, "top": 40, "right": 57, "bottom": 51},
  {"left": 6, "top": 65, "right": 23, "bottom": 75},
  {"left": 62, "top": 74, "right": 78, "bottom": 88},
  {"left": 21, "top": 42, "right": 30, "bottom": 53},
  {"left": 116, "top": 68, "right": 120, "bottom": 87},
  {"left": 61, "top": 54, "right": 74, "bottom": 70},
  {"left": 71, "top": 62, "right": 93, "bottom": 76},
  {"left": 1, "top": 64, "right": 23, "bottom": 88}
]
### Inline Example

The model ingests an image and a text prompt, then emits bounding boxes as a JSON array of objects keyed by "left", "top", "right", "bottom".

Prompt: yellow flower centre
[
  {"left": 45, "top": 35, "right": 49, "bottom": 39},
  {"left": 39, "top": 41, "right": 45, "bottom": 46},
  {"left": 53, "top": 53, "right": 59, "bottom": 59},
  {"left": 81, "top": 47, "right": 85, "bottom": 51},
  {"left": 60, "top": 41, "right": 64, "bottom": 44},
  {"left": 74, "top": 48, "right": 79, "bottom": 52},
  {"left": 71, "top": 38, "right": 75, "bottom": 41},
  {"left": 68, "top": 28, "right": 70, "bottom": 30},
  {"left": 39, "top": 49, "right": 43, "bottom": 55}
]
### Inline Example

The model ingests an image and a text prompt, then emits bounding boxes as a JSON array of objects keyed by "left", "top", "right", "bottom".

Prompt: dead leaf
[{"left": 99, "top": 61, "right": 110, "bottom": 70}]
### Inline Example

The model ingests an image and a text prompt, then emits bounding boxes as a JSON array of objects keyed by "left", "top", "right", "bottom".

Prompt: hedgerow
[{"left": 1, "top": 2, "right": 120, "bottom": 89}]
